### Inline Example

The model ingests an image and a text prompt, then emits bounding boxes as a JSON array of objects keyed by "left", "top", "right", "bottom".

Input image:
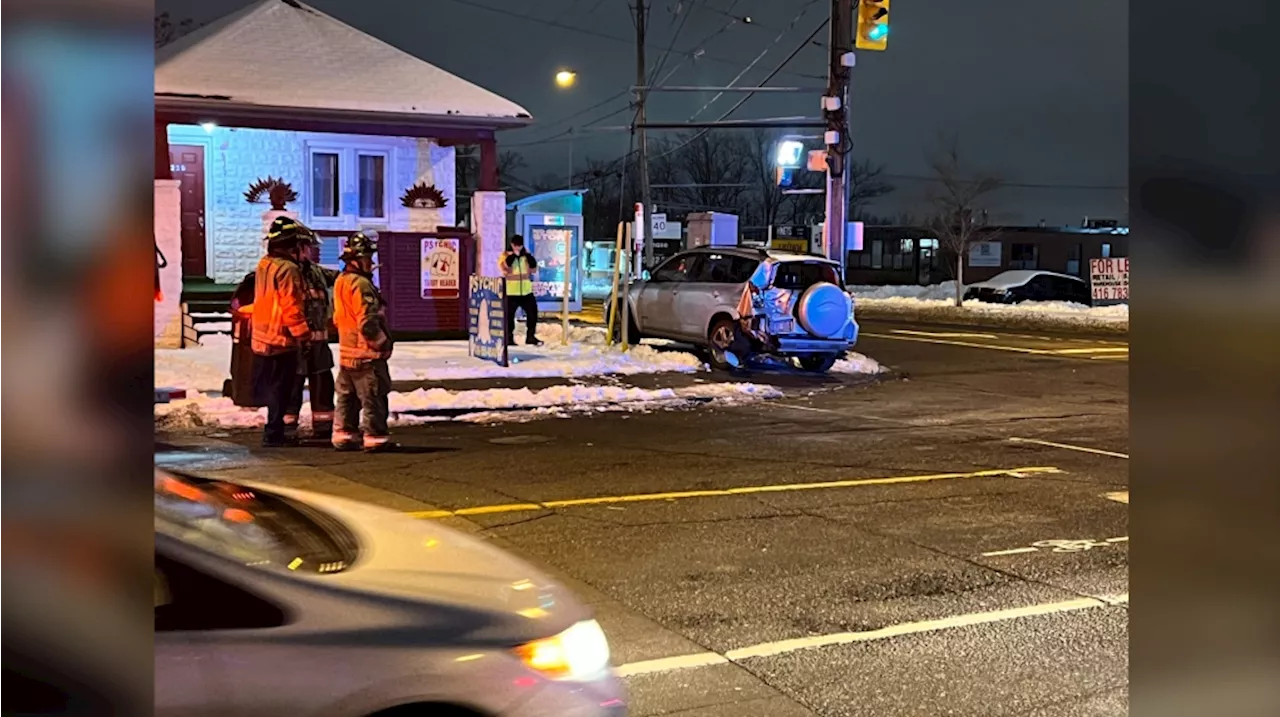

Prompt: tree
[
  {"left": 847, "top": 158, "right": 895, "bottom": 221},
  {"left": 924, "top": 134, "right": 1003, "bottom": 306},
  {"left": 742, "top": 130, "right": 787, "bottom": 229},
  {"left": 155, "top": 12, "right": 196, "bottom": 48},
  {"left": 659, "top": 132, "right": 750, "bottom": 214}
]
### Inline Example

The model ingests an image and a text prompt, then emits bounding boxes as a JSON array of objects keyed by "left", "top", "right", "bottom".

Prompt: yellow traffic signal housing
[{"left": 856, "top": 0, "right": 889, "bottom": 51}]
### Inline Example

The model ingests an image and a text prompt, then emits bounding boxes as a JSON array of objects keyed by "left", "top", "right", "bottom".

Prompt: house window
[
  {"left": 310, "top": 152, "right": 340, "bottom": 218},
  {"left": 1010, "top": 243, "right": 1039, "bottom": 270},
  {"left": 357, "top": 153, "right": 387, "bottom": 219},
  {"left": 919, "top": 238, "right": 939, "bottom": 269},
  {"left": 1102, "top": 243, "right": 1112, "bottom": 258},
  {"left": 870, "top": 239, "right": 883, "bottom": 269}
]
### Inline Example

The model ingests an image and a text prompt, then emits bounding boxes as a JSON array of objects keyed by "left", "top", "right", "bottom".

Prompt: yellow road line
[
  {"left": 861, "top": 332, "right": 1059, "bottom": 355},
  {"left": 1089, "top": 354, "right": 1129, "bottom": 360},
  {"left": 406, "top": 466, "right": 1062, "bottom": 519},
  {"left": 1053, "top": 347, "right": 1129, "bottom": 354},
  {"left": 890, "top": 329, "right": 1001, "bottom": 339},
  {"left": 1008, "top": 437, "right": 1129, "bottom": 459}
]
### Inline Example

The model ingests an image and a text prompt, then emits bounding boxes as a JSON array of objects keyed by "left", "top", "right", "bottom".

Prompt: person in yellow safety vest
[
  {"left": 331, "top": 233, "right": 397, "bottom": 453},
  {"left": 498, "top": 234, "right": 543, "bottom": 347}
]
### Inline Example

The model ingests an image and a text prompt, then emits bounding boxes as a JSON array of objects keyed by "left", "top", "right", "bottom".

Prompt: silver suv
[{"left": 610, "top": 247, "right": 859, "bottom": 372}]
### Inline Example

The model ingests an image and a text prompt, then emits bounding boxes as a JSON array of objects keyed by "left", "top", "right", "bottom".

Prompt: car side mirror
[{"left": 641, "top": 269, "right": 652, "bottom": 281}]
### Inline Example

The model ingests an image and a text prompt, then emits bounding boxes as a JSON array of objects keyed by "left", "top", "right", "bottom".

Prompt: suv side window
[
  {"left": 651, "top": 253, "right": 701, "bottom": 282},
  {"left": 1022, "top": 275, "right": 1053, "bottom": 299},
  {"left": 687, "top": 255, "right": 760, "bottom": 283},
  {"left": 155, "top": 551, "right": 289, "bottom": 632}
]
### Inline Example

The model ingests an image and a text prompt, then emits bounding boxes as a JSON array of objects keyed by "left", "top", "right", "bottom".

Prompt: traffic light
[{"left": 856, "top": 0, "right": 889, "bottom": 51}]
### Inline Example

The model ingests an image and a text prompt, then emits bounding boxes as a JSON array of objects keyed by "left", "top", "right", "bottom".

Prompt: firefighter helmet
[
  {"left": 340, "top": 232, "right": 378, "bottom": 261},
  {"left": 266, "top": 216, "right": 314, "bottom": 249}
]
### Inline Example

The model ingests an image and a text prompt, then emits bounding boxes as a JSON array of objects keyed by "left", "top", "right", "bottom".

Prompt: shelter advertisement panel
[
  {"left": 468, "top": 274, "right": 507, "bottom": 366},
  {"left": 528, "top": 225, "right": 579, "bottom": 305}
]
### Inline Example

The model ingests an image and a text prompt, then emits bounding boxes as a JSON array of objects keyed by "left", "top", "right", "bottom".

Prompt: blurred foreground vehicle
[{"left": 155, "top": 468, "right": 626, "bottom": 716}]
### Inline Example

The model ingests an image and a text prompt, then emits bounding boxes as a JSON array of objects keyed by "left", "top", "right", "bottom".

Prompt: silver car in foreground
[
  {"left": 611, "top": 247, "right": 859, "bottom": 372},
  {"left": 155, "top": 468, "right": 626, "bottom": 717}
]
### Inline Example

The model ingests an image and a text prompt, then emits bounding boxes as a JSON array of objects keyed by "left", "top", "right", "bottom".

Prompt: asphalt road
[{"left": 160, "top": 318, "right": 1129, "bottom": 716}]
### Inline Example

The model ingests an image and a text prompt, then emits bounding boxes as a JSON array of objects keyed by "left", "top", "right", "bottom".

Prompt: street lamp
[{"left": 555, "top": 70, "right": 577, "bottom": 88}]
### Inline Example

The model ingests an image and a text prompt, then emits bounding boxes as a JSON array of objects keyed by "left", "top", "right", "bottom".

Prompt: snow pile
[
  {"left": 847, "top": 282, "right": 1128, "bottom": 333},
  {"left": 155, "top": 381, "right": 783, "bottom": 431},
  {"left": 154, "top": 325, "right": 705, "bottom": 394},
  {"left": 832, "top": 352, "right": 888, "bottom": 375},
  {"left": 848, "top": 282, "right": 960, "bottom": 301}
]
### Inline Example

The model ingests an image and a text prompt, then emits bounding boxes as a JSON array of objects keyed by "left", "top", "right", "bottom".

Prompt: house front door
[{"left": 169, "top": 145, "right": 207, "bottom": 278}]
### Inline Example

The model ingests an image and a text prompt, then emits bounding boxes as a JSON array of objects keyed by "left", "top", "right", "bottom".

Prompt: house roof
[{"left": 156, "top": 0, "right": 531, "bottom": 129}]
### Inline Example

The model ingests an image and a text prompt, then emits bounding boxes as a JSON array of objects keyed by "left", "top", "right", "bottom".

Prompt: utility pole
[
  {"left": 633, "top": 0, "right": 655, "bottom": 270},
  {"left": 823, "top": 0, "right": 855, "bottom": 270}
]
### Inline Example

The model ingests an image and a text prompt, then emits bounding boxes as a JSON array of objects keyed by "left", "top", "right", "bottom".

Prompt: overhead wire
[
  {"left": 648, "top": 15, "right": 830, "bottom": 164},
  {"left": 437, "top": 0, "right": 825, "bottom": 80},
  {"left": 690, "top": 0, "right": 822, "bottom": 120}
]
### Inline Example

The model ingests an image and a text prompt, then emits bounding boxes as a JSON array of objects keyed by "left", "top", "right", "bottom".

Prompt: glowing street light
[{"left": 555, "top": 70, "right": 577, "bottom": 88}]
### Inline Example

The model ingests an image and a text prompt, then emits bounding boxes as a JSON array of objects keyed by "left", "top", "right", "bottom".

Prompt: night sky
[{"left": 157, "top": 0, "right": 1128, "bottom": 226}]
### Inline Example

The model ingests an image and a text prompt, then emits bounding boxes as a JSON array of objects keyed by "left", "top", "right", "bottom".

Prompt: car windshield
[
  {"left": 771, "top": 261, "right": 841, "bottom": 291},
  {"left": 155, "top": 470, "right": 358, "bottom": 574}
]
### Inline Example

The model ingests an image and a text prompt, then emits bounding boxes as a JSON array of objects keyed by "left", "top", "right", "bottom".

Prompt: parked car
[
  {"left": 609, "top": 247, "right": 858, "bottom": 372},
  {"left": 962, "top": 270, "right": 1092, "bottom": 306},
  {"left": 155, "top": 468, "right": 626, "bottom": 717}
]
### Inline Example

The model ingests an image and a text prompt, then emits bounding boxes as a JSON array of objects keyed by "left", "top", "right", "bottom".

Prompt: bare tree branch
[
  {"left": 925, "top": 133, "right": 1003, "bottom": 305},
  {"left": 155, "top": 12, "right": 196, "bottom": 49}
]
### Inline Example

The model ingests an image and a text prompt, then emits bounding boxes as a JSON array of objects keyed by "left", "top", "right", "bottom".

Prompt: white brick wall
[{"left": 168, "top": 125, "right": 456, "bottom": 283}]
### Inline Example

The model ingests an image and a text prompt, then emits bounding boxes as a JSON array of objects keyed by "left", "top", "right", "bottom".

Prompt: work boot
[{"left": 362, "top": 437, "right": 399, "bottom": 453}]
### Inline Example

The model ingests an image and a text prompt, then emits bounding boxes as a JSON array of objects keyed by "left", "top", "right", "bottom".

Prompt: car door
[
  {"left": 639, "top": 253, "right": 701, "bottom": 336},
  {"left": 677, "top": 254, "right": 759, "bottom": 340}
]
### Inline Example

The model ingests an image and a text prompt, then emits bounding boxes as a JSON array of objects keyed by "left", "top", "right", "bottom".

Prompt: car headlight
[{"left": 513, "top": 619, "right": 612, "bottom": 681}]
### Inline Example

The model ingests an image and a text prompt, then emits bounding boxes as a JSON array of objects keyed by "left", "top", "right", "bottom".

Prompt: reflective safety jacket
[
  {"left": 333, "top": 269, "right": 392, "bottom": 368},
  {"left": 299, "top": 260, "right": 339, "bottom": 342},
  {"left": 499, "top": 250, "right": 537, "bottom": 296},
  {"left": 251, "top": 255, "right": 310, "bottom": 355}
]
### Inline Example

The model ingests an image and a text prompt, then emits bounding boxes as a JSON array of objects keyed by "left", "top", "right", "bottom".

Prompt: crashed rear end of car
[{"left": 730, "top": 258, "right": 858, "bottom": 365}]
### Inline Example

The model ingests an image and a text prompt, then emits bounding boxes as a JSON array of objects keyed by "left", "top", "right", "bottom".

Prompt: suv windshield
[
  {"left": 155, "top": 470, "right": 358, "bottom": 574},
  {"left": 771, "top": 261, "right": 841, "bottom": 291}
]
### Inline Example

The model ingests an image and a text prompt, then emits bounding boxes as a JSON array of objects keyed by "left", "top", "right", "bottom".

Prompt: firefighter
[
  {"left": 285, "top": 230, "right": 340, "bottom": 442},
  {"left": 499, "top": 234, "right": 543, "bottom": 346},
  {"left": 331, "top": 233, "right": 396, "bottom": 453},
  {"left": 251, "top": 216, "right": 312, "bottom": 447}
]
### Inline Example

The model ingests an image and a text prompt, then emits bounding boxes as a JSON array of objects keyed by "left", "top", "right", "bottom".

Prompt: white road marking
[
  {"left": 1104, "top": 491, "right": 1129, "bottom": 504},
  {"left": 613, "top": 595, "right": 1128, "bottom": 677},
  {"left": 772, "top": 403, "right": 840, "bottom": 414},
  {"left": 614, "top": 651, "right": 729, "bottom": 677},
  {"left": 1008, "top": 437, "right": 1130, "bottom": 459},
  {"left": 980, "top": 536, "right": 1129, "bottom": 557},
  {"left": 981, "top": 547, "right": 1041, "bottom": 557}
]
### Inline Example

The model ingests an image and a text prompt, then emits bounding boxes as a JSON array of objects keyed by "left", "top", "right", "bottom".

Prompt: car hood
[{"left": 242, "top": 482, "right": 586, "bottom": 632}]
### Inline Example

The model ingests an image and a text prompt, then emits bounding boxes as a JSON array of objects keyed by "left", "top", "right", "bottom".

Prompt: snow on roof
[{"left": 156, "top": 0, "right": 531, "bottom": 124}]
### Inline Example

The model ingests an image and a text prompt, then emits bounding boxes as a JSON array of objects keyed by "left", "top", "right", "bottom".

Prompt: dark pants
[
  {"left": 505, "top": 293, "right": 539, "bottom": 344},
  {"left": 253, "top": 350, "right": 299, "bottom": 443},
  {"left": 334, "top": 359, "right": 391, "bottom": 445},
  {"left": 287, "top": 369, "right": 336, "bottom": 437}
]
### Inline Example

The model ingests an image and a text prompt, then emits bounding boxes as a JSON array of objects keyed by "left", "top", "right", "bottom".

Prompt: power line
[
  {"left": 437, "top": 0, "right": 825, "bottom": 80},
  {"left": 690, "top": 0, "right": 822, "bottom": 121},
  {"left": 701, "top": 0, "right": 828, "bottom": 48},
  {"left": 885, "top": 174, "right": 1127, "bottom": 190},
  {"left": 649, "top": 15, "right": 830, "bottom": 163},
  {"left": 649, "top": 0, "right": 703, "bottom": 83},
  {"left": 504, "top": 101, "right": 636, "bottom": 148}
]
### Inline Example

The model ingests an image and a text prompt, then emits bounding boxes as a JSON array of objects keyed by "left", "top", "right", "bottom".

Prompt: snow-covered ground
[
  {"left": 847, "top": 281, "right": 1128, "bottom": 333},
  {"left": 155, "top": 323, "right": 705, "bottom": 395},
  {"left": 155, "top": 380, "right": 787, "bottom": 431}
]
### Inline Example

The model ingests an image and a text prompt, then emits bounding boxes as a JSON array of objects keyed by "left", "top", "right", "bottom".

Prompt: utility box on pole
[{"left": 687, "top": 212, "right": 739, "bottom": 249}]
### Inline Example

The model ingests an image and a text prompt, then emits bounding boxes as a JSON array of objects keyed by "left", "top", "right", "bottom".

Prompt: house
[
  {"left": 154, "top": 0, "right": 531, "bottom": 346},
  {"left": 844, "top": 225, "right": 1129, "bottom": 286}
]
